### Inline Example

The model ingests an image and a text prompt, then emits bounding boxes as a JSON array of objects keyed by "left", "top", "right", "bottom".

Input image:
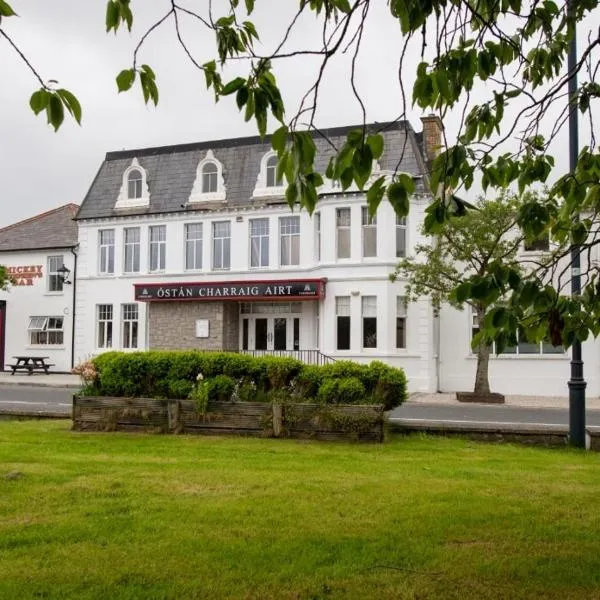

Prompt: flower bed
[{"left": 71, "top": 351, "right": 407, "bottom": 442}]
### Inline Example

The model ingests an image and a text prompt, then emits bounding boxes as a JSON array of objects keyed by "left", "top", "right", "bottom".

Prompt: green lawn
[{"left": 1, "top": 421, "right": 600, "bottom": 599}]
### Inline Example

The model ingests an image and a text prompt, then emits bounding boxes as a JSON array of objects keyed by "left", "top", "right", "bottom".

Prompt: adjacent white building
[{"left": 0, "top": 204, "right": 79, "bottom": 372}]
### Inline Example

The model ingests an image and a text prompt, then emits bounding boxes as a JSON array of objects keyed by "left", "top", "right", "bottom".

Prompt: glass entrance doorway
[{"left": 240, "top": 302, "right": 302, "bottom": 351}]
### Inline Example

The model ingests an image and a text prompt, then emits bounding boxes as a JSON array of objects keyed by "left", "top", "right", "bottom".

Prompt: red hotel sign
[
  {"left": 134, "top": 278, "right": 326, "bottom": 302},
  {"left": 7, "top": 265, "right": 43, "bottom": 286}
]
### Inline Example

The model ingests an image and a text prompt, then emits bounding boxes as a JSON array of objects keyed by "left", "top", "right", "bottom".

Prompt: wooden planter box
[{"left": 72, "top": 396, "right": 385, "bottom": 442}]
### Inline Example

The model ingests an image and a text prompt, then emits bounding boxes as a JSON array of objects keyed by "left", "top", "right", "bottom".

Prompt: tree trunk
[{"left": 474, "top": 308, "right": 491, "bottom": 395}]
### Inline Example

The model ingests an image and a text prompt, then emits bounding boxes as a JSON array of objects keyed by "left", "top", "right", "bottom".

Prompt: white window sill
[
  {"left": 115, "top": 198, "right": 149, "bottom": 209},
  {"left": 26, "top": 346, "right": 65, "bottom": 350},
  {"left": 188, "top": 192, "right": 226, "bottom": 203},
  {"left": 44, "top": 292, "right": 65, "bottom": 297},
  {"left": 253, "top": 187, "right": 286, "bottom": 198}
]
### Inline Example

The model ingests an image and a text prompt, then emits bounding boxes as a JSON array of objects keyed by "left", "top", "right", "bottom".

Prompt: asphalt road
[
  {"left": 389, "top": 402, "right": 600, "bottom": 427},
  {"left": 2, "top": 385, "right": 600, "bottom": 427},
  {"left": 0, "top": 386, "right": 73, "bottom": 415}
]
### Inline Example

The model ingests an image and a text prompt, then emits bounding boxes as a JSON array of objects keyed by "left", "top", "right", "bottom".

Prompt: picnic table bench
[{"left": 8, "top": 356, "right": 55, "bottom": 375}]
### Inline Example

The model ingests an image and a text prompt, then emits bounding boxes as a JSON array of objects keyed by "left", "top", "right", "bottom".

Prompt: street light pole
[{"left": 567, "top": 2, "right": 586, "bottom": 448}]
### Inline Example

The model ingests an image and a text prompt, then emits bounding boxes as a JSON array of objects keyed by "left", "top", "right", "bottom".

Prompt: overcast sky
[{"left": 0, "top": 2, "right": 598, "bottom": 228}]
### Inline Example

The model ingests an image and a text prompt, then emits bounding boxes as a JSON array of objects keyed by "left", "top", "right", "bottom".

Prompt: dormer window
[
  {"left": 189, "top": 150, "right": 226, "bottom": 202},
  {"left": 115, "top": 158, "right": 150, "bottom": 208},
  {"left": 253, "top": 151, "right": 285, "bottom": 197},
  {"left": 266, "top": 155, "right": 280, "bottom": 187},
  {"left": 128, "top": 169, "right": 143, "bottom": 199},
  {"left": 202, "top": 162, "right": 218, "bottom": 194}
]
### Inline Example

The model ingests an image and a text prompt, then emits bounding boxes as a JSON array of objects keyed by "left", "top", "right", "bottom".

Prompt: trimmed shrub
[
  {"left": 291, "top": 365, "right": 322, "bottom": 400},
  {"left": 90, "top": 351, "right": 407, "bottom": 408},
  {"left": 317, "top": 377, "right": 366, "bottom": 405},
  {"left": 168, "top": 379, "right": 194, "bottom": 400},
  {"left": 204, "top": 375, "right": 236, "bottom": 402}
]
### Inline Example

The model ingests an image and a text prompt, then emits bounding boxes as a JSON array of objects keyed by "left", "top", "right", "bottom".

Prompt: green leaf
[
  {"left": 116, "top": 69, "right": 136, "bottom": 92},
  {"left": 454, "top": 282, "right": 472, "bottom": 303},
  {"left": 347, "top": 129, "right": 364, "bottom": 148},
  {"left": 352, "top": 144, "right": 373, "bottom": 189},
  {"left": 0, "top": 0, "right": 17, "bottom": 17},
  {"left": 221, "top": 77, "right": 246, "bottom": 96},
  {"left": 244, "top": 0, "right": 255, "bottom": 13},
  {"left": 286, "top": 182, "right": 298, "bottom": 206},
  {"left": 235, "top": 86, "right": 249, "bottom": 109},
  {"left": 387, "top": 181, "right": 410, "bottom": 217},
  {"left": 366, "top": 176, "right": 387, "bottom": 217},
  {"left": 29, "top": 89, "right": 50, "bottom": 115},
  {"left": 56, "top": 89, "right": 82, "bottom": 124},
  {"left": 47, "top": 93, "right": 64, "bottom": 131},
  {"left": 340, "top": 167, "right": 354, "bottom": 191},
  {"left": 271, "top": 125, "right": 288, "bottom": 154},
  {"left": 105, "top": 0, "right": 119, "bottom": 32},
  {"left": 366, "top": 133, "right": 384, "bottom": 160}
]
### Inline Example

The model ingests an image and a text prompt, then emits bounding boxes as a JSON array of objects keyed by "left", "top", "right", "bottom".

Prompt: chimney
[{"left": 420, "top": 114, "right": 444, "bottom": 163}]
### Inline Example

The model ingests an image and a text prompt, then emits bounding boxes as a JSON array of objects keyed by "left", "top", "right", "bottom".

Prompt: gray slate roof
[
  {"left": 76, "top": 121, "right": 428, "bottom": 221},
  {"left": 0, "top": 204, "right": 79, "bottom": 252}
]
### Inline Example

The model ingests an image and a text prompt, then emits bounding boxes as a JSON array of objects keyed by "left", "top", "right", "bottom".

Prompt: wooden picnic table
[{"left": 8, "top": 356, "right": 55, "bottom": 375}]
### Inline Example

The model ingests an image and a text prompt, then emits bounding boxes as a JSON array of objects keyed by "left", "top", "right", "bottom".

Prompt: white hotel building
[{"left": 69, "top": 119, "right": 600, "bottom": 396}]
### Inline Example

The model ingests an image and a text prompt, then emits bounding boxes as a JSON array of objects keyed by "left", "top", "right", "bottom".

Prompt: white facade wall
[
  {"left": 0, "top": 249, "right": 76, "bottom": 372},
  {"left": 438, "top": 304, "right": 600, "bottom": 396},
  {"left": 75, "top": 194, "right": 437, "bottom": 392}
]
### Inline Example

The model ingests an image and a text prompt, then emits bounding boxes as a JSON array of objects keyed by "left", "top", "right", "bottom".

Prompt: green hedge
[{"left": 84, "top": 351, "right": 407, "bottom": 409}]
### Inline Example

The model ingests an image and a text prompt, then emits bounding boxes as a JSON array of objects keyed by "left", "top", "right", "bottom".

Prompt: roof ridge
[
  {"left": 105, "top": 120, "right": 411, "bottom": 161},
  {"left": 0, "top": 203, "right": 79, "bottom": 233}
]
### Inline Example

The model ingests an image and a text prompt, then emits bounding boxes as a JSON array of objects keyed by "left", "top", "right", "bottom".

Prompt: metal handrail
[{"left": 239, "top": 349, "right": 336, "bottom": 365}]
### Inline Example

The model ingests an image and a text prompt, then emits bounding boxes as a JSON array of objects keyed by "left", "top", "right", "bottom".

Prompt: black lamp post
[{"left": 567, "top": 2, "right": 586, "bottom": 448}]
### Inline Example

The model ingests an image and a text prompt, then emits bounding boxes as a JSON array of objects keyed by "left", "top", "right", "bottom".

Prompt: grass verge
[{"left": 1, "top": 420, "right": 600, "bottom": 599}]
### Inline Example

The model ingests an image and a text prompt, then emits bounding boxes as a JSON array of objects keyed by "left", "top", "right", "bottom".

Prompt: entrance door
[
  {"left": 0, "top": 301, "right": 5, "bottom": 371},
  {"left": 241, "top": 316, "right": 300, "bottom": 351}
]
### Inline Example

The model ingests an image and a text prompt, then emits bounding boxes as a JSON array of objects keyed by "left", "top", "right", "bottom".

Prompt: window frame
[
  {"left": 396, "top": 296, "right": 407, "bottom": 349},
  {"left": 314, "top": 211, "right": 321, "bottom": 262},
  {"left": 121, "top": 303, "right": 139, "bottom": 349},
  {"left": 266, "top": 155, "right": 281, "bottom": 188},
  {"left": 336, "top": 207, "right": 351, "bottom": 260},
  {"left": 202, "top": 162, "right": 218, "bottom": 194},
  {"left": 149, "top": 225, "right": 167, "bottom": 272},
  {"left": 279, "top": 216, "right": 300, "bottom": 267},
  {"left": 184, "top": 223, "right": 203, "bottom": 271},
  {"left": 47, "top": 255, "right": 64, "bottom": 293},
  {"left": 212, "top": 221, "right": 231, "bottom": 270},
  {"left": 28, "top": 316, "right": 64, "bottom": 346},
  {"left": 249, "top": 218, "right": 270, "bottom": 268},
  {"left": 97, "top": 304, "right": 114, "bottom": 349},
  {"left": 396, "top": 215, "right": 407, "bottom": 258},
  {"left": 470, "top": 309, "right": 564, "bottom": 356},
  {"left": 98, "top": 229, "right": 115, "bottom": 275},
  {"left": 123, "top": 227, "right": 141, "bottom": 274},
  {"left": 127, "top": 169, "right": 143, "bottom": 199},
  {"left": 335, "top": 296, "right": 351, "bottom": 351},
  {"left": 361, "top": 296, "right": 377, "bottom": 349},
  {"left": 361, "top": 206, "right": 377, "bottom": 258}
]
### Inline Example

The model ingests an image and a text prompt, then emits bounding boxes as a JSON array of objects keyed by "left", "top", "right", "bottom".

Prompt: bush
[
  {"left": 168, "top": 379, "right": 194, "bottom": 400},
  {"left": 204, "top": 375, "right": 236, "bottom": 402},
  {"left": 317, "top": 377, "right": 366, "bottom": 405},
  {"left": 89, "top": 351, "right": 407, "bottom": 409},
  {"left": 291, "top": 365, "right": 322, "bottom": 400}
]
